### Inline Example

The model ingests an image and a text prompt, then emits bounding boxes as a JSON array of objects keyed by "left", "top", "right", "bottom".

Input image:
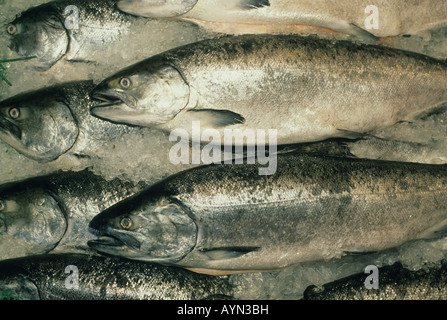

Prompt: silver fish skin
[
  {"left": 88, "top": 152, "right": 447, "bottom": 274},
  {"left": 91, "top": 34, "right": 447, "bottom": 146},
  {"left": 0, "top": 254, "right": 234, "bottom": 300},
  {"left": 0, "top": 80, "right": 147, "bottom": 162},
  {"left": 0, "top": 170, "right": 148, "bottom": 261},
  {"left": 117, "top": 0, "right": 447, "bottom": 38},
  {"left": 4, "top": 0, "right": 140, "bottom": 70},
  {"left": 303, "top": 261, "right": 447, "bottom": 300}
]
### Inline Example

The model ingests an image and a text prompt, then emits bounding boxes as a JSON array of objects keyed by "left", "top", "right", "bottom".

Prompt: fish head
[
  {"left": 5, "top": 6, "right": 69, "bottom": 70},
  {"left": 90, "top": 60, "right": 190, "bottom": 127},
  {"left": 0, "top": 186, "right": 67, "bottom": 260},
  {"left": 0, "top": 90, "right": 79, "bottom": 162},
  {"left": 117, "top": 0, "right": 198, "bottom": 18},
  {"left": 88, "top": 194, "right": 197, "bottom": 263}
]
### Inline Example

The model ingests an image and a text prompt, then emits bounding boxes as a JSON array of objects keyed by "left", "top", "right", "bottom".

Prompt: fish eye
[
  {"left": 120, "top": 216, "right": 132, "bottom": 230},
  {"left": 119, "top": 78, "right": 131, "bottom": 89},
  {"left": 6, "top": 24, "right": 16, "bottom": 35},
  {"left": 0, "top": 200, "right": 4, "bottom": 211},
  {"left": 8, "top": 107, "right": 20, "bottom": 119}
]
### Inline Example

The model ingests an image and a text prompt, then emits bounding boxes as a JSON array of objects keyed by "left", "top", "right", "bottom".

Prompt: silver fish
[
  {"left": 116, "top": 0, "right": 447, "bottom": 38},
  {"left": 0, "top": 170, "right": 148, "bottom": 261},
  {"left": 0, "top": 254, "right": 234, "bottom": 300},
  {"left": 91, "top": 34, "right": 447, "bottom": 146},
  {"left": 88, "top": 152, "right": 447, "bottom": 275},
  {"left": 303, "top": 261, "right": 447, "bottom": 300},
  {"left": 4, "top": 0, "right": 138, "bottom": 70},
  {"left": 4, "top": 0, "right": 200, "bottom": 71}
]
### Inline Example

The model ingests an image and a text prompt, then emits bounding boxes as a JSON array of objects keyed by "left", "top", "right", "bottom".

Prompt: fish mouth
[
  {"left": 0, "top": 117, "right": 21, "bottom": 141},
  {"left": 0, "top": 117, "right": 33, "bottom": 159},
  {"left": 88, "top": 227, "right": 141, "bottom": 252},
  {"left": 90, "top": 92, "right": 141, "bottom": 125},
  {"left": 88, "top": 236, "right": 127, "bottom": 248},
  {"left": 91, "top": 92, "right": 126, "bottom": 108}
]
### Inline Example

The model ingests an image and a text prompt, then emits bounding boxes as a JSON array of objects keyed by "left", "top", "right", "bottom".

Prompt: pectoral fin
[
  {"left": 188, "top": 109, "right": 245, "bottom": 128},
  {"left": 199, "top": 247, "right": 259, "bottom": 261}
]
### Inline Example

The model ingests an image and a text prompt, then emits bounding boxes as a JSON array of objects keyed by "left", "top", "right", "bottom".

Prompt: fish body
[
  {"left": 89, "top": 152, "right": 447, "bottom": 274},
  {"left": 0, "top": 170, "right": 148, "bottom": 260},
  {"left": 0, "top": 254, "right": 233, "bottom": 300},
  {"left": 0, "top": 80, "right": 147, "bottom": 162},
  {"left": 117, "top": 0, "right": 447, "bottom": 38},
  {"left": 91, "top": 34, "right": 447, "bottom": 146},
  {"left": 303, "top": 261, "right": 447, "bottom": 300}
]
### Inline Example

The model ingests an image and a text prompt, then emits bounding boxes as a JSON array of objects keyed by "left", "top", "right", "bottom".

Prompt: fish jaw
[
  {"left": 90, "top": 99, "right": 161, "bottom": 127},
  {"left": 91, "top": 104, "right": 180, "bottom": 127},
  {"left": 0, "top": 118, "right": 45, "bottom": 162},
  {"left": 87, "top": 234, "right": 143, "bottom": 259},
  {"left": 0, "top": 116, "right": 21, "bottom": 142},
  {"left": 90, "top": 88, "right": 138, "bottom": 124},
  {"left": 117, "top": 0, "right": 198, "bottom": 18}
]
